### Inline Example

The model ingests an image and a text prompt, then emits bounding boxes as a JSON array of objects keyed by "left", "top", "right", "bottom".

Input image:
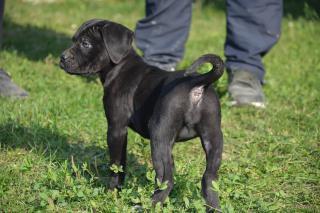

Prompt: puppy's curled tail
[{"left": 184, "top": 54, "right": 224, "bottom": 87}]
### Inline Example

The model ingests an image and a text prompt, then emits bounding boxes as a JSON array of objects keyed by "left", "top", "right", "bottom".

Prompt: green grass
[{"left": 0, "top": 0, "right": 319, "bottom": 212}]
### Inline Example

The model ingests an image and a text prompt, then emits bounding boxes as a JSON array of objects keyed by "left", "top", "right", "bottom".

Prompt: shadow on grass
[
  {"left": 283, "top": 0, "right": 320, "bottom": 19},
  {"left": 201, "top": 0, "right": 320, "bottom": 20},
  {"left": 0, "top": 121, "right": 149, "bottom": 187},
  {"left": 2, "top": 17, "right": 99, "bottom": 83},
  {"left": 3, "top": 18, "right": 70, "bottom": 61}
]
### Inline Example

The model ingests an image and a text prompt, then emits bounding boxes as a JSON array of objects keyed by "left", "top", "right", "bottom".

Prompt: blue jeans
[
  {"left": 135, "top": 0, "right": 192, "bottom": 66},
  {"left": 135, "top": 0, "right": 283, "bottom": 81}
]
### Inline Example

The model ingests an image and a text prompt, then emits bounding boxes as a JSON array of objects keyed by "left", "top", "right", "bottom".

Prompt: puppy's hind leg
[
  {"left": 149, "top": 118, "right": 177, "bottom": 206},
  {"left": 197, "top": 111, "right": 223, "bottom": 212}
]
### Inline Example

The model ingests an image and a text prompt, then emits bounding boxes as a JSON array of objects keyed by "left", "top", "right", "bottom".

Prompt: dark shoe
[
  {"left": 0, "top": 69, "right": 28, "bottom": 98},
  {"left": 228, "top": 70, "right": 265, "bottom": 108}
]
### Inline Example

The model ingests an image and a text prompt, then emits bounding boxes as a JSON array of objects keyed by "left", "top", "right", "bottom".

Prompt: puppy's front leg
[{"left": 107, "top": 124, "right": 128, "bottom": 190}]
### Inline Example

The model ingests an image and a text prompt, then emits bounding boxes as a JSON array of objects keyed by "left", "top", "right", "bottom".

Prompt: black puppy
[{"left": 60, "top": 19, "right": 224, "bottom": 211}]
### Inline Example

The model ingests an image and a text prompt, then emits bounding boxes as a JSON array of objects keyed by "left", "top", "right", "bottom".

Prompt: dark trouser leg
[
  {"left": 0, "top": 0, "right": 28, "bottom": 98},
  {"left": 225, "top": 0, "right": 283, "bottom": 83},
  {"left": 135, "top": 0, "right": 192, "bottom": 69}
]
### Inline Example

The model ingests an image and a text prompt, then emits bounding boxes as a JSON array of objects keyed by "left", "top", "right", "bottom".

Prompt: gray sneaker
[
  {"left": 153, "top": 63, "right": 176, "bottom": 72},
  {"left": 228, "top": 70, "right": 265, "bottom": 108},
  {"left": 0, "top": 69, "right": 28, "bottom": 98},
  {"left": 143, "top": 59, "right": 176, "bottom": 72}
]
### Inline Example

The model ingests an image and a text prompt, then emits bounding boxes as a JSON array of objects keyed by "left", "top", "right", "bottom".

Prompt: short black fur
[{"left": 60, "top": 19, "right": 224, "bottom": 212}]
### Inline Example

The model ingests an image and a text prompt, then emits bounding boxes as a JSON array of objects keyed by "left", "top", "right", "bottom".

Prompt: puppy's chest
[
  {"left": 103, "top": 85, "right": 136, "bottom": 118},
  {"left": 128, "top": 92, "right": 162, "bottom": 138}
]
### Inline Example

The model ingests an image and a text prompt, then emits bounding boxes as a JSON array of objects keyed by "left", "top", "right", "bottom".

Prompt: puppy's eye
[{"left": 81, "top": 40, "right": 92, "bottom": 49}]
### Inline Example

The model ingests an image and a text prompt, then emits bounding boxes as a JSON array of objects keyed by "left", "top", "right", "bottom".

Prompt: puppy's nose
[
  {"left": 60, "top": 51, "right": 73, "bottom": 62},
  {"left": 60, "top": 53, "right": 68, "bottom": 62},
  {"left": 60, "top": 54, "right": 65, "bottom": 62}
]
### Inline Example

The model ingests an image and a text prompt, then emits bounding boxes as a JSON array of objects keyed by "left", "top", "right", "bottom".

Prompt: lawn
[{"left": 0, "top": 0, "right": 319, "bottom": 212}]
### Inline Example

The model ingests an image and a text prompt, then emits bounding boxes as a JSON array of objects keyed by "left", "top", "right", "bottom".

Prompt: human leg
[
  {"left": 225, "top": 0, "right": 283, "bottom": 107},
  {"left": 135, "top": 0, "right": 193, "bottom": 71},
  {"left": 0, "top": 0, "right": 28, "bottom": 98}
]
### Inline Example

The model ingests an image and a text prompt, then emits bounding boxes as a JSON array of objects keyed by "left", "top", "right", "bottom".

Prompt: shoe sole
[{"left": 228, "top": 100, "right": 266, "bottom": 109}]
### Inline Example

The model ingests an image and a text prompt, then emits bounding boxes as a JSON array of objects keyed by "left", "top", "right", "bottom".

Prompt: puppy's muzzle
[{"left": 60, "top": 51, "right": 74, "bottom": 70}]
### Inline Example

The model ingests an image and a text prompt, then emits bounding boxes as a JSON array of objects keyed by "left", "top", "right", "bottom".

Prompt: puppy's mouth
[
  {"left": 59, "top": 60, "right": 78, "bottom": 74},
  {"left": 59, "top": 51, "right": 80, "bottom": 73},
  {"left": 59, "top": 61, "right": 73, "bottom": 73},
  {"left": 59, "top": 60, "right": 92, "bottom": 76},
  {"left": 59, "top": 60, "right": 67, "bottom": 69}
]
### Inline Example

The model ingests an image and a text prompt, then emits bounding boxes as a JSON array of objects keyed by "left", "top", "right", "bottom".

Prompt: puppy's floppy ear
[{"left": 101, "top": 23, "right": 134, "bottom": 64}]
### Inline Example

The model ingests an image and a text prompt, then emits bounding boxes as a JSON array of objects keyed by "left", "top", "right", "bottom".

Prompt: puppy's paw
[
  {"left": 203, "top": 191, "right": 221, "bottom": 212},
  {"left": 206, "top": 206, "right": 222, "bottom": 213},
  {"left": 151, "top": 190, "right": 169, "bottom": 206},
  {"left": 109, "top": 175, "right": 122, "bottom": 190}
]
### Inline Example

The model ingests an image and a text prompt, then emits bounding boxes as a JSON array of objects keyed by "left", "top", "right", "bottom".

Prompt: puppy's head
[{"left": 60, "top": 19, "right": 134, "bottom": 75}]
